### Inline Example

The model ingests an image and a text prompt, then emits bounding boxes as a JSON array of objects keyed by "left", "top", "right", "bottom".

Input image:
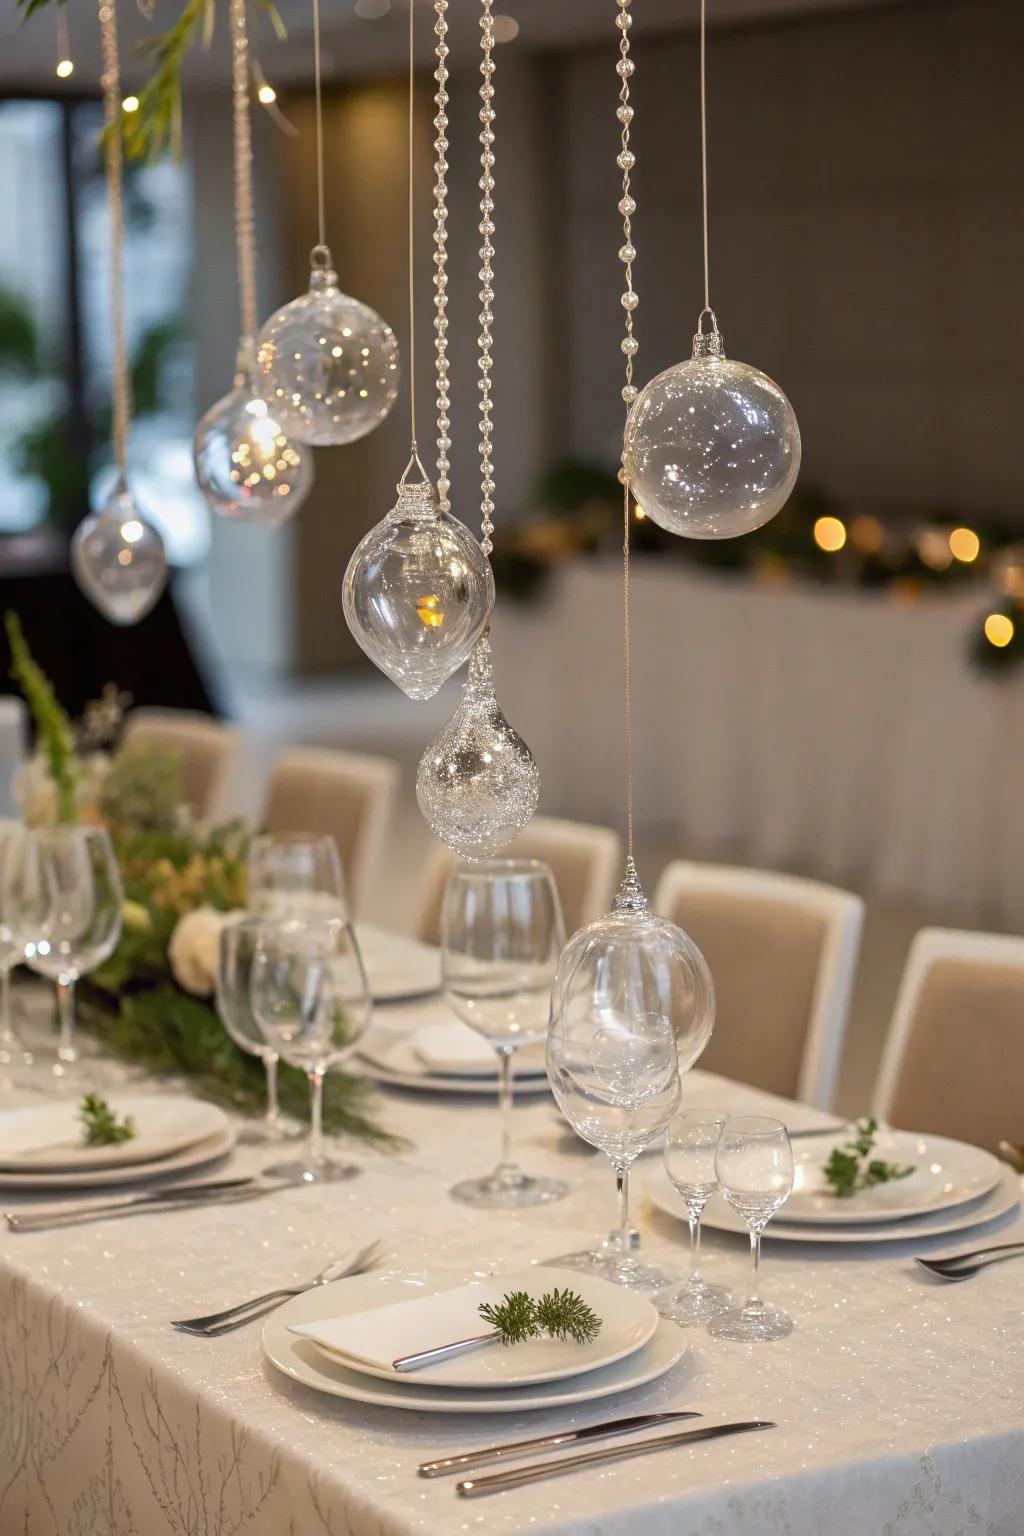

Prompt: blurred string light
[
  {"left": 250, "top": 59, "right": 298, "bottom": 135},
  {"left": 257, "top": 82, "right": 276, "bottom": 105},
  {"left": 984, "top": 612, "right": 1015, "bottom": 649},
  {"left": 122, "top": 94, "right": 139, "bottom": 113},
  {"left": 354, "top": 0, "right": 390, "bottom": 17},
  {"left": 633, "top": 502, "right": 646, "bottom": 521},
  {"left": 848, "top": 513, "right": 884, "bottom": 555},
  {"left": 813, "top": 515, "right": 846, "bottom": 553},
  {"left": 949, "top": 526, "right": 980, "bottom": 564},
  {"left": 493, "top": 14, "right": 520, "bottom": 42},
  {"left": 917, "top": 527, "right": 952, "bottom": 571},
  {"left": 55, "top": 7, "right": 73, "bottom": 77}
]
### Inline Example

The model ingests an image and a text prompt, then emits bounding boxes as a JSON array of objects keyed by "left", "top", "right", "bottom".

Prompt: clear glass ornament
[
  {"left": 256, "top": 245, "right": 400, "bottom": 446},
  {"left": 624, "top": 310, "right": 801, "bottom": 540},
  {"left": 71, "top": 475, "right": 168, "bottom": 626},
  {"left": 193, "top": 341, "right": 314, "bottom": 525},
  {"left": 416, "top": 633, "right": 540, "bottom": 857},
  {"left": 342, "top": 455, "right": 494, "bottom": 700}
]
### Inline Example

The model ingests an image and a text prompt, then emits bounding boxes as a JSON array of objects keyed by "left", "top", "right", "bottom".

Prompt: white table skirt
[
  {"left": 495, "top": 562, "right": 1024, "bottom": 926},
  {"left": 2, "top": 1021, "right": 1023, "bottom": 1536}
]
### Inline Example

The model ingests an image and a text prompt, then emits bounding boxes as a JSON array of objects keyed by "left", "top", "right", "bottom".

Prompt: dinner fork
[
  {"left": 171, "top": 1240, "right": 382, "bottom": 1334},
  {"left": 915, "top": 1240, "right": 1024, "bottom": 1281}
]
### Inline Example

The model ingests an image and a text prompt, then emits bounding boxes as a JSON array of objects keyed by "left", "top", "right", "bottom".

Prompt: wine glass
[
  {"left": 250, "top": 915, "right": 372, "bottom": 1183},
  {"left": 709, "top": 1115, "right": 794, "bottom": 1342},
  {"left": 658, "top": 1110, "right": 732, "bottom": 1324},
  {"left": 217, "top": 916, "right": 303, "bottom": 1144},
  {"left": 0, "top": 825, "right": 36, "bottom": 1081},
  {"left": 247, "top": 832, "right": 345, "bottom": 921},
  {"left": 547, "top": 1006, "right": 681, "bottom": 1288},
  {"left": 17, "top": 826, "right": 123, "bottom": 1086},
  {"left": 441, "top": 859, "right": 566, "bottom": 1209}
]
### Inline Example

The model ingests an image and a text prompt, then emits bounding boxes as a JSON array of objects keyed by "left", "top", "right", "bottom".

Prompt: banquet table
[{"left": 2, "top": 1012, "right": 1023, "bottom": 1536}]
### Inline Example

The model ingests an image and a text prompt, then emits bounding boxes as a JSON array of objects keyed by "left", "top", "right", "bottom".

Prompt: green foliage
[
  {"left": 823, "top": 1117, "right": 914, "bottom": 1198},
  {"left": 79, "top": 1092, "right": 135, "bottom": 1146},
  {"left": 4, "top": 611, "right": 78, "bottom": 823},
  {"left": 99, "top": 741, "right": 184, "bottom": 833},
  {"left": 478, "top": 1288, "right": 602, "bottom": 1348},
  {"left": 0, "top": 284, "right": 38, "bottom": 374}
]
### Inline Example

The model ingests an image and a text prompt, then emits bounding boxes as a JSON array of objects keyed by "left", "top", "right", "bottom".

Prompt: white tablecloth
[
  {"left": 2, "top": 1012, "right": 1023, "bottom": 1535},
  {"left": 496, "top": 562, "right": 1024, "bottom": 927}
]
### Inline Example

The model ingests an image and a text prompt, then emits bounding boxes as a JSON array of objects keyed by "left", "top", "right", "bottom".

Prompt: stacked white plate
[
  {"left": 358, "top": 1017, "right": 550, "bottom": 1096},
  {"left": 648, "top": 1127, "right": 1020, "bottom": 1246},
  {"left": 264, "top": 1266, "right": 689, "bottom": 1414},
  {"left": 353, "top": 924, "right": 441, "bottom": 1003},
  {"left": 0, "top": 1096, "right": 235, "bottom": 1191}
]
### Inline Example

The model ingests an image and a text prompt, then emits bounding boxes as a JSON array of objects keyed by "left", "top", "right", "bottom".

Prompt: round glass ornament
[
  {"left": 193, "top": 343, "right": 313, "bottom": 526},
  {"left": 623, "top": 311, "right": 801, "bottom": 541},
  {"left": 71, "top": 476, "right": 168, "bottom": 626},
  {"left": 416, "top": 633, "right": 540, "bottom": 858},
  {"left": 342, "top": 458, "right": 494, "bottom": 700},
  {"left": 256, "top": 245, "right": 400, "bottom": 447}
]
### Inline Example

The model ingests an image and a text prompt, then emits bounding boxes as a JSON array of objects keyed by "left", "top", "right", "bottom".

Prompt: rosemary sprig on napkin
[
  {"left": 79, "top": 1094, "right": 136, "bottom": 1147},
  {"left": 478, "top": 1288, "right": 602, "bottom": 1347},
  {"left": 823, "top": 1116, "right": 914, "bottom": 1197}
]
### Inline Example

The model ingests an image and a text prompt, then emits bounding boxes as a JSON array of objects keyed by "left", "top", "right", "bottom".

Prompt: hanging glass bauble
[
  {"left": 416, "top": 632, "right": 540, "bottom": 858},
  {"left": 623, "top": 311, "right": 801, "bottom": 541},
  {"left": 71, "top": 476, "right": 168, "bottom": 626},
  {"left": 193, "top": 342, "right": 313, "bottom": 526},
  {"left": 548, "top": 857, "right": 715, "bottom": 1089},
  {"left": 342, "top": 457, "right": 494, "bottom": 699},
  {"left": 256, "top": 245, "right": 400, "bottom": 447}
]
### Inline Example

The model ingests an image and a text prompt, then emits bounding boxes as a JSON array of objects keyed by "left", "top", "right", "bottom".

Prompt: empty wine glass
[
  {"left": 547, "top": 1007, "right": 681, "bottom": 1288},
  {"left": 247, "top": 832, "right": 345, "bottom": 922},
  {"left": 217, "top": 916, "right": 302, "bottom": 1144},
  {"left": 709, "top": 1115, "right": 794, "bottom": 1342},
  {"left": 442, "top": 859, "right": 566, "bottom": 1208},
  {"left": 659, "top": 1110, "right": 732, "bottom": 1324},
  {"left": 250, "top": 915, "right": 372, "bottom": 1183},
  {"left": 15, "top": 826, "right": 122, "bottom": 1087},
  {"left": 0, "top": 826, "right": 35, "bottom": 1081}
]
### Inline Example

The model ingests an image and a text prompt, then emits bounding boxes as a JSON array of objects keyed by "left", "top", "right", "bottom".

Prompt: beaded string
[
  {"left": 432, "top": 0, "right": 452, "bottom": 511},
  {"left": 477, "top": 0, "right": 497, "bottom": 555},
  {"left": 616, "top": 0, "right": 638, "bottom": 861},
  {"left": 97, "top": 0, "right": 131, "bottom": 474},
  {"left": 230, "top": 0, "right": 258, "bottom": 349}
]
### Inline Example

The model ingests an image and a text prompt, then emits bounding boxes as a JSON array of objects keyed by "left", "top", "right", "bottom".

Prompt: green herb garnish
[
  {"left": 478, "top": 1287, "right": 602, "bottom": 1347},
  {"left": 79, "top": 1094, "right": 136, "bottom": 1147},
  {"left": 823, "top": 1116, "right": 914, "bottom": 1198}
]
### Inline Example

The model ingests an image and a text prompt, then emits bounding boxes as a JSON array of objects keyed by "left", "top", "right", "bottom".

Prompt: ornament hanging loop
[
  {"left": 693, "top": 307, "right": 725, "bottom": 359},
  {"left": 308, "top": 243, "right": 337, "bottom": 289},
  {"left": 398, "top": 444, "right": 432, "bottom": 492}
]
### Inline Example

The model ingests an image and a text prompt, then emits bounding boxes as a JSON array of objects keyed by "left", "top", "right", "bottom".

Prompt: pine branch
[
  {"left": 5, "top": 610, "right": 78, "bottom": 823},
  {"left": 478, "top": 1289, "right": 602, "bottom": 1348}
]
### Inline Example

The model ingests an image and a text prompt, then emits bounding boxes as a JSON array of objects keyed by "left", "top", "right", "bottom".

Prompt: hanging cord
[
  {"left": 56, "top": 7, "right": 71, "bottom": 70},
  {"left": 407, "top": 0, "right": 418, "bottom": 449},
  {"left": 312, "top": 0, "right": 326, "bottom": 248},
  {"left": 230, "top": 0, "right": 258, "bottom": 347},
  {"left": 477, "top": 0, "right": 497, "bottom": 555},
  {"left": 699, "top": 0, "right": 710, "bottom": 313},
  {"left": 616, "top": 0, "right": 637, "bottom": 860},
  {"left": 432, "top": 0, "right": 452, "bottom": 511},
  {"left": 97, "top": 0, "right": 131, "bottom": 475}
]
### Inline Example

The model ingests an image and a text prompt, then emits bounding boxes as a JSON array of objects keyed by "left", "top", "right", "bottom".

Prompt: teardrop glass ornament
[
  {"left": 416, "top": 633, "right": 540, "bottom": 857},
  {"left": 71, "top": 476, "right": 168, "bottom": 626},
  {"left": 623, "top": 311, "right": 801, "bottom": 541},
  {"left": 193, "top": 342, "right": 314, "bottom": 526},
  {"left": 342, "top": 457, "right": 494, "bottom": 700},
  {"left": 256, "top": 245, "right": 400, "bottom": 446}
]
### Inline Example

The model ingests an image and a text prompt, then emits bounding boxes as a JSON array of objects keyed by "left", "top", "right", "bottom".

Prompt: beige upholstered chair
[
  {"left": 872, "top": 929, "right": 1024, "bottom": 1153},
  {"left": 261, "top": 747, "right": 398, "bottom": 915},
  {"left": 652, "top": 861, "right": 864, "bottom": 1110},
  {"left": 415, "top": 815, "right": 622, "bottom": 947},
  {"left": 121, "top": 709, "right": 241, "bottom": 822}
]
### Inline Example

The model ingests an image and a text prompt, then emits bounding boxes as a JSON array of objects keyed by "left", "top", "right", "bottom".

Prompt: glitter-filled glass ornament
[
  {"left": 416, "top": 633, "right": 540, "bottom": 857},
  {"left": 624, "top": 312, "right": 801, "bottom": 541},
  {"left": 343, "top": 459, "right": 494, "bottom": 700},
  {"left": 193, "top": 343, "right": 313, "bottom": 525},
  {"left": 256, "top": 245, "right": 400, "bottom": 447},
  {"left": 71, "top": 476, "right": 168, "bottom": 626}
]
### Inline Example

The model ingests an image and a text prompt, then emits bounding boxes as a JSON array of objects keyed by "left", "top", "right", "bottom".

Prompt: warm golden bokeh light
[
  {"left": 849, "top": 514, "right": 884, "bottom": 555},
  {"left": 416, "top": 595, "right": 445, "bottom": 629},
  {"left": 56, "top": 58, "right": 74, "bottom": 78},
  {"left": 633, "top": 503, "right": 646, "bottom": 520},
  {"left": 949, "top": 526, "right": 980, "bottom": 563},
  {"left": 813, "top": 515, "right": 847, "bottom": 553},
  {"left": 984, "top": 612, "right": 1015, "bottom": 648},
  {"left": 257, "top": 84, "right": 277, "bottom": 105},
  {"left": 122, "top": 95, "right": 140, "bottom": 113}
]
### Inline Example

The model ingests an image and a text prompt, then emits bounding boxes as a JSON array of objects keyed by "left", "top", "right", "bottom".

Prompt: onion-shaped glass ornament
[
  {"left": 624, "top": 310, "right": 801, "bottom": 541},
  {"left": 193, "top": 341, "right": 313, "bottom": 526},
  {"left": 256, "top": 245, "right": 400, "bottom": 446},
  {"left": 343, "top": 457, "right": 494, "bottom": 700},
  {"left": 71, "top": 476, "right": 168, "bottom": 626},
  {"left": 416, "top": 633, "right": 540, "bottom": 857}
]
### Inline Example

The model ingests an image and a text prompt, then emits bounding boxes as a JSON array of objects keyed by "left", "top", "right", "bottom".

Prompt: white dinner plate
[
  {"left": 354, "top": 924, "right": 441, "bottom": 1003},
  {"left": 647, "top": 1162, "right": 1022, "bottom": 1245},
  {"left": 0, "top": 1123, "right": 237, "bottom": 1191},
  {"left": 265, "top": 1270, "right": 688, "bottom": 1414},
  {"left": 358, "top": 1033, "right": 550, "bottom": 1096},
  {"left": 290, "top": 1267, "right": 657, "bottom": 1389},
  {"left": 412, "top": 1021, "right": 546, "bottom": 1078},
  {"left": 778, "top": 1129, "right": 1002, "bottom": 1224},
  {"left": 0, "top": 1096, "right": 230, "bottom": 1173}
]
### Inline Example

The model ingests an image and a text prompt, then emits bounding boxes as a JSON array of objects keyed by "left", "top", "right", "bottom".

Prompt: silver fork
[
  {"left": 171, "top": 1240, "right": 381, "bottom": 1335},
  {"left": 915, "top": 1240, "right": 1024, "bottom": 1281}
]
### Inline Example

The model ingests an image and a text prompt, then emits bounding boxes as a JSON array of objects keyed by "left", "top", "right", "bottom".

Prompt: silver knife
[
  {"left": 418, "top": 1411, "right": 703, "bottom": 1477},
  {"left": 4, "top": 1176, "right": 260, "bottom": 1232},
  {"left": 455, "top": 1419, "right": 776, "bottom": 1498}
]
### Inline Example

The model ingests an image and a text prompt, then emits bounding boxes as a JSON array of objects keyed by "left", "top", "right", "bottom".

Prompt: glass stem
[
  {"left": 688, "top": 1209, "right": 703, "bottom": 1286},
  {"left": 0, "top": 967, "right": 14, "bottom": 1046},
  {"left": 56, "top": 975, "right": 77, "bottom": 1066},
  {"left": 747, "top": 1225, "right": 763, "bottom": 1311},
  {"left": 307, "top": 1070, "right": 325, "bottom": 1169},
  {"left": 264, "top": 1051, "right": 281, "bottom": 1126},
  {"left": 616, "top": 1162, "right": 631, "bottom": 1237},
  {"left": 495, "top": 1046, "right": 516, "bottom": 1175}
]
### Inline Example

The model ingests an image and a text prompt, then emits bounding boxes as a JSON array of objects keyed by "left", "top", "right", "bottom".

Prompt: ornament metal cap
[
  {"left": 309, "top": 243, "right": 339, "bottom": 292},
  {"left": 692, "top": 307, "right": 725, "bottom": 360},
  {"left": 612, "top": 856, "right": 649, "bottom": 913},
  {"left": 394, "top": 445, "right": 438, "bottom": 518}
]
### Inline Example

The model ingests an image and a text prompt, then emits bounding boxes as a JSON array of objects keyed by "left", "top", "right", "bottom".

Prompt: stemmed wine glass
[
  {"left": 708, "top": 1115, "right": 794, "bottom": 1342},
  {"left": 250, "top": 914, "right": 372, "bottom": 1183},
  {"left": 247, "top": 833, "right": 345, "bottom": 921},
  {"left": 547, "top": 1007, "right": 681, "bottom": 1288},
  {"left": 659, "top": 1110, "right": 732, "bottom": 1324},
  {"left": 0, "top": 826, "right": 35, "bottom": 1081},
  {"left": 217, "top": 916, "right": 302, "bottom": 1144},
  {"left": 442, "top": 859, "right": 566, "bottom": 1209}
]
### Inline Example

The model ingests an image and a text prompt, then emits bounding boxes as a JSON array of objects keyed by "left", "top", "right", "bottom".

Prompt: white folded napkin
[
  {"left": 290, "top": 1280, "right": 489, "bottom": 1373},
  {"left": 413, "top": 1021, "right": 546, "bottom": 1077}
]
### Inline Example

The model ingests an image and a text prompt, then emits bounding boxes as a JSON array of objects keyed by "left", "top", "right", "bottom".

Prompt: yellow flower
[{"left": 122, "top": 899, "right": 152, "bottom": 934}]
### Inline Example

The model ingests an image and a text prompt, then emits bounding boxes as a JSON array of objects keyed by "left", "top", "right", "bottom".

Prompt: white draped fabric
[{"left": 496, "top": 562, "right": 1024, "bottom": 926}]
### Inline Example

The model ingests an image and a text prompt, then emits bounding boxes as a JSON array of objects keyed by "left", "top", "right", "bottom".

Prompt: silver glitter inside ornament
[
  {"left": 342, "top": 458, "right": 494, "bottom": 700},
  {"left": 623, "top": 310, "right": 801, "bottom": 541},
  {"left": 416, "top": 633, "right": 540, "bottom": 858},
  {"left": 256, "top": 245, "right": 400, "bottom": 447},
  {"left": 193, "top": 341, "right": 314, "bottom": 526},
  {"left": 71, "top": 476, "right": 168, "bottom": 626}
]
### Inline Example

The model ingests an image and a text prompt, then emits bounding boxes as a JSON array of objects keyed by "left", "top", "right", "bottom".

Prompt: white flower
[{"left": 169, "top": 906, "right": 242, "bottom": 997}]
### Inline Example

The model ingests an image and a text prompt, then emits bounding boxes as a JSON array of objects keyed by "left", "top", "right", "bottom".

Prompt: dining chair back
[{"left": 121, "top": 708, "right": 241, "bottom": 822}]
